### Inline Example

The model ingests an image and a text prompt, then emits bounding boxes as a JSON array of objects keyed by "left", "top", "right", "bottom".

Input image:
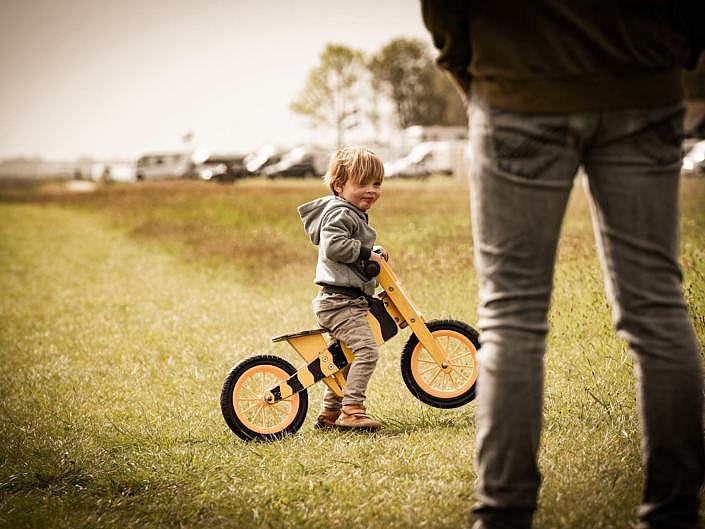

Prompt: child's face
[{"left": 334, "top": 179, "right": 382, "bottom": 211}]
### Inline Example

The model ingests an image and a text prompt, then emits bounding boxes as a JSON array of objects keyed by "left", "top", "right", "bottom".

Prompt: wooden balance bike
[{"left": 220, "top": 255, "right": 480, "bottom": 441}]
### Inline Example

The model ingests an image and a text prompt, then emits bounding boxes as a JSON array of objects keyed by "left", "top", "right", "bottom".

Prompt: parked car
[
  {"left": 192, "top": 153, "right": 248, "bottom": 182},
  {"left": 384, "top": 142, "right": 458, "bottom": 179},
  {"left": 262, "top": 146, "right": 328, "bottom": 179},
  {"left": 682, "top": 139, "right": 705, "bottom": 176},
  {"left": 244, "top": 145, "right": 284, "bottom": 175},
  {"left": 135, "top": 152, "right": 193, "bottom": 181}
]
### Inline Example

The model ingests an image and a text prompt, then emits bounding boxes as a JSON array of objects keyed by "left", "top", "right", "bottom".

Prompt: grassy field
[{"left": 0, "top": 176, "right": 703, "bottom": 529}]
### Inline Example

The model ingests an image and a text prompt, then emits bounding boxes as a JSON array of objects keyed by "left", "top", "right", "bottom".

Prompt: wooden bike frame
[{"left": 264, "top": 259, "right": 453, "bottom": 403}]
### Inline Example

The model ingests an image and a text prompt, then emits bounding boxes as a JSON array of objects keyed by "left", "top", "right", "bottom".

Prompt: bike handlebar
[{"left": 362, "top": 259, "right": 381, "bottom": 278}]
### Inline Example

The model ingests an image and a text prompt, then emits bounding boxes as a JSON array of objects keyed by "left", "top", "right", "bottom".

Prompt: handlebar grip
[{"left": 364, "top": 260, "right": 381, "bottom": 277}]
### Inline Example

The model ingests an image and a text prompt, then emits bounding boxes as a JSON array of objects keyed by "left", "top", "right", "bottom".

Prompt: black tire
[
  {"left": 220, "top": 355, "right": 308, "bottom": 441},
  {"left": 400, "top": 319, "right": 480, "bottom": 409}
]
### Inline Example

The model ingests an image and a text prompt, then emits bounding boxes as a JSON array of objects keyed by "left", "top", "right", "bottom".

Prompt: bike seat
[{"left": 271, "top": 328, "right": 327, "bottom": 343}]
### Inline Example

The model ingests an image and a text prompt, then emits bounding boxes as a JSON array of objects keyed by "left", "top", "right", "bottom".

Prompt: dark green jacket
[{"left": 421, "top": 0, "right": 705, "bottom": 113}]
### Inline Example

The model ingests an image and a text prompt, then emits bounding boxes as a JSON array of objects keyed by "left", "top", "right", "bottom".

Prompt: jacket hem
[{"left": 472, "top": 67, "right": 683, "bottom": 113}]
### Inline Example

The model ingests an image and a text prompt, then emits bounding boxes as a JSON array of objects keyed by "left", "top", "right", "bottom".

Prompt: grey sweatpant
[
  {"left": 469, "top": 102, "right": 704, "bottom": 529},
  {"left": 313, "top": 292, "right": 379, "bottom": 410}
]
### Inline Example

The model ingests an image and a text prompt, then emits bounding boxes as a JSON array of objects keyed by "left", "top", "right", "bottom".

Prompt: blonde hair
[{"left": 324, "top": 145, "right": 384, "bottom": 195}]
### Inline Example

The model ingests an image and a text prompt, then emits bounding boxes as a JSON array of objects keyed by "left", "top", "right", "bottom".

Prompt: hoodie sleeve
[{"left": 319, "top": 208, "right": 366, "bottom": 264}]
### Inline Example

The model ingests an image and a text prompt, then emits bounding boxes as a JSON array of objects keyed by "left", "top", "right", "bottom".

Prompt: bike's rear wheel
[
  {"left": 221, "top": 355, "right": 308, "bottom": 441},
  {"left": 400, "top": 319, "right": 479, "bottom": 408}
]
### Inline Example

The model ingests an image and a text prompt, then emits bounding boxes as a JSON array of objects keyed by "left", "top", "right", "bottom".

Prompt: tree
[
  {"left": 290, "top": 44, "right": 366, "bottom": 146},
  {"left": 368, "top": 38, "right": 448, "bottom": 129}
]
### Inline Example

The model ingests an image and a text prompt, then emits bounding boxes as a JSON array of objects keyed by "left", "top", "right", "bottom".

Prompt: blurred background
[{"left": 1, "top": 0, "right": 704, "bottom": 183}]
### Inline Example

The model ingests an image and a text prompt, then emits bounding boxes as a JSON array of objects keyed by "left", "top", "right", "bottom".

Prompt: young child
[{"left": 297, "top": 146, "right": 388, "bottom": 431}]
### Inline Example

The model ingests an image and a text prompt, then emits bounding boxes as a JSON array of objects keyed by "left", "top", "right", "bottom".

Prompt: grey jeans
[
  {"left": 468, "top": 102, "right": 704, "bottom": 529},
  {"left": 313, "top": 292, "right": 379, "bottom": 409}
]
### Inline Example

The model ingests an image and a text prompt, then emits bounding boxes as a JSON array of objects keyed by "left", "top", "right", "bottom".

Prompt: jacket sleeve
[
  {"left": 679, "top": 0, "right": 705, "bottom": 68},
  {"left": 421, "top": 0, "right": 472, "bottom": 93},
  {"left": 319, "top": 209, "right": 367, "bottom": 264}
]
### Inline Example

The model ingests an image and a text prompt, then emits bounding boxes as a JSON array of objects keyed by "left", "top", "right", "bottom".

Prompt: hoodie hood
[{"left": 297, "top": 196, "right": 367, "bottom": 245}]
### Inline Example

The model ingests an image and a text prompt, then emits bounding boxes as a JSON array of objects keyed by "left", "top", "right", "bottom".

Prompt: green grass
[{"left": 0, "top": 176, "right": 703, "bottom": 529}]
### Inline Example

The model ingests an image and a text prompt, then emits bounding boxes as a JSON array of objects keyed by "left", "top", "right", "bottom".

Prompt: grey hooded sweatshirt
[{"left": 298, "top": 195, "right": 377, "bottom": 296}]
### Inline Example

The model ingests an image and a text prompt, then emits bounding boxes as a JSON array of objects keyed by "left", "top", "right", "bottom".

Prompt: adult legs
[
  {"left": 469, "top": 105, "right": 584, "bottom": 529},
  {"left": 583, "top": 103, "right": 704, "bottom": 529}
]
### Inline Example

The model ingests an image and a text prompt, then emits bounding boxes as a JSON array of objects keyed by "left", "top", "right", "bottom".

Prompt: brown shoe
[
  {"left": 314, "top": 409, "right": 341, "bottom": 429},
  {"left": 335, "top": 404, "right": 382, "bottom": 431}
]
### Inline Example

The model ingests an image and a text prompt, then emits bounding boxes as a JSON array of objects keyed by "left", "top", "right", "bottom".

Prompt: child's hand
[{"left": 372, "top": 245, "right": 389, "bottom": 261}]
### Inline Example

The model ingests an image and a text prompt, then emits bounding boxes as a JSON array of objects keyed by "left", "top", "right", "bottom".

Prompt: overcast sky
[{"left": 0, "top": 0, "right": 431, "bottom": 161}]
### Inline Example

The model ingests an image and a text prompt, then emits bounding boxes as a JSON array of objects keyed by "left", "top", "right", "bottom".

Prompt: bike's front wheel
[
  {"left": 400, "top": 319, "right": 479, "bottom": 409},
  {"left": 220, "top": 355, "right": 308, "bottom": 441}
]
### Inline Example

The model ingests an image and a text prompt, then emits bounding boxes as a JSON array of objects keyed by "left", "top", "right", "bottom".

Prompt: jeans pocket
[
  {"left": 629, "top": 106, "right": 684, "bottom": 166},
  {"left": 488, "top": 107, "right": 570, "bottom": 180}
]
